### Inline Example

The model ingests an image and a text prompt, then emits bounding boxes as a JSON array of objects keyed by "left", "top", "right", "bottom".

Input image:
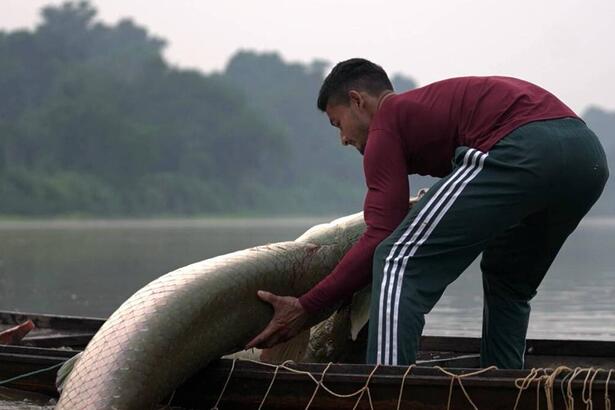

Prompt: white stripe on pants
[{"left": 377, "top": 148, "right": 488, "bottom": 364}]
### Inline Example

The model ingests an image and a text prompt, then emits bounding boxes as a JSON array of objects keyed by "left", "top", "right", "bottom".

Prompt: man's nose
[{"left": 340, "top": 132, "right": 349, "bottom": 146}]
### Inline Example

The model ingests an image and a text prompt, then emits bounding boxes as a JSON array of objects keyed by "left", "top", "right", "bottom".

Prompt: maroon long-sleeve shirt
[{"left": 298, "top": 76, "right": 579, "bottom": 314}]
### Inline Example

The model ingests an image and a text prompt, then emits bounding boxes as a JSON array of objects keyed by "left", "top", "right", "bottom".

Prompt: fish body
[
  {"left": 58, "top": 195, "right": 423, "bottom": 409},
  {"left": 57, "top": 212, "right": 367, "bottom": 409}
]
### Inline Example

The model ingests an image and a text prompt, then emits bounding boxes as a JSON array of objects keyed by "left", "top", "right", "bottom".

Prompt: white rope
[{"left": 209, "top": 359, "right": 613, "bottom": 410}]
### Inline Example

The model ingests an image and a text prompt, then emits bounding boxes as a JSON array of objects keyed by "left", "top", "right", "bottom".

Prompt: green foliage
[
  {"left": 0, "top": 2, "right": 301, "bottom": 216},
  {"left": 222, "top": 51, "right": 365, "bottom": 193},
  {"left": 0, "top": 169, "right": 119, "bottom": 214},
  {"left": 4, "top": 1, "right": 400, "bottom": 216},
  {"left": 12, "top": 2, "right": 613, "bottom": 217}
]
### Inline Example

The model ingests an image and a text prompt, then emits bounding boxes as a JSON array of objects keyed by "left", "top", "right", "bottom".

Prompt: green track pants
[{"left": 366, "top": 118, "right": 609, "bottom": 368}]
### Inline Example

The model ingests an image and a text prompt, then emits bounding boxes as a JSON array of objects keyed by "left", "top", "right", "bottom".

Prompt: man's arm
[
  {"left": 246, "top": 129, "right": 409, "bottom": 349},
  {"left": 299, "top": 129, "right": 409, "bottom": 313}
]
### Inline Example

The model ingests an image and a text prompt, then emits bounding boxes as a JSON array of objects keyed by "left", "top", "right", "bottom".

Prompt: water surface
[{"left": 0, "top": 216, "right": 613, "bottom": 340}]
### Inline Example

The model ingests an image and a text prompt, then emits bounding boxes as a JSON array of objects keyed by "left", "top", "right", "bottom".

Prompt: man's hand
[{"left": 245, "top": 290, "right": 309, "bottom": 350}]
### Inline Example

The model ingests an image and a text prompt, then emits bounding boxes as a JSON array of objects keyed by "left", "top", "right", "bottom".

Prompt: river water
[
  {"left": 0, "top": 216, "right": 614, "bottom": 409},
  {"left": 1, "top": 216, "right": 614, "bottom": 341}
]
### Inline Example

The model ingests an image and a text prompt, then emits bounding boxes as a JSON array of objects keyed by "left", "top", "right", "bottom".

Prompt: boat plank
[
  {"left": 1, "top": 310, "right": 615, "bottom": 408},
  {"left": 0, "top": 311, "right": 105, "bottom": 332},
  {"left": 173, "top": 359, "right": 615, "bottom": 410}
]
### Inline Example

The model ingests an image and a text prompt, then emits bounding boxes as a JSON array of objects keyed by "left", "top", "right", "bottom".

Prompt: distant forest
[{"left": 0, "top": 2, "right": 612, "bottom": 216}]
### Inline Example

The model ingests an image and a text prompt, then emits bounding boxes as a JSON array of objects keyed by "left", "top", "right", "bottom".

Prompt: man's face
[{"left": 325, "top": 93, "right": 371, "bottom": 155}]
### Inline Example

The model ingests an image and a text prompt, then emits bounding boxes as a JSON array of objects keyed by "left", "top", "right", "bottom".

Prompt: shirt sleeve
[{"left": 298, "top": 129, "right": 410, "bottom": 313}]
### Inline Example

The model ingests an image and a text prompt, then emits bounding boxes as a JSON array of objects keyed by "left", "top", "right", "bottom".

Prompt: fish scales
[{"left": 57, "top": 211, "right": 368, "bottom": 409}]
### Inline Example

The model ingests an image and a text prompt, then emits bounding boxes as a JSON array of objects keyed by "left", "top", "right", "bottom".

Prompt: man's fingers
[
  {"left": 245, "top": 322, "right": 278, "bottom": 350},
  {"left": 245, "top": 332, "right": 265, "bottom": 350},
  {"left": 257, "top": 290, "right": 278, "bottom": 305},
  {"left": 246, "top": 326, "right": 272, "bottom": 349},
  {"left": 245, "top": 337, "right": 260, "bottom": 350},
  {"left": 246, "top": 333, "right": 278, "bottom": 350},
  {"left": 252, "top": 327, "right": 295, "bottom": 349},
  {"left": 257, "top": 334, "right": 282, "bottom": 349},
  {"left": 247, "top": 291, "right": 303, "bottom": 349}
]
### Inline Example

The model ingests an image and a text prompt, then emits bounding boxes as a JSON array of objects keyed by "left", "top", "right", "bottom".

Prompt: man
[{"left": 246, "top": 58, "right": 609, "bottom": 368}]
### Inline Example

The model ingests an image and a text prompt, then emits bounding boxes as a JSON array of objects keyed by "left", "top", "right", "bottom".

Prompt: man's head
[{"left": 317, "top": 58, "right": 393, "bottom": 154}]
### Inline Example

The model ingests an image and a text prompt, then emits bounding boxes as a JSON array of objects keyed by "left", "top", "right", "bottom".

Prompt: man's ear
[{"left": 348, "top": 90, "right": 363, "bottom": 108}]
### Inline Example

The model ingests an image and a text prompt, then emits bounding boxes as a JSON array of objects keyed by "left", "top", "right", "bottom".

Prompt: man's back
[{"left": 369, "top": 76, "right": 579, "bottom": 177}]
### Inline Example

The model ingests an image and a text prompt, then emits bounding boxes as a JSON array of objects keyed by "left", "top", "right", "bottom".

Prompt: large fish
[{"left": 57, "top": 197, "right": 420, "bottom": 409}]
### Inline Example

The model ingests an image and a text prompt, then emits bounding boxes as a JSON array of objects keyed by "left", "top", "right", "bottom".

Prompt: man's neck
[{"left": 376, "top": 90, "right": 395, "bottom": 111}]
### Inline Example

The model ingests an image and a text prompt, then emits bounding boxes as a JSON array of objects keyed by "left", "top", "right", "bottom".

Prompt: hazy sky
[{"left": 3, "top": 0, "right": 615, "bottom": 114}]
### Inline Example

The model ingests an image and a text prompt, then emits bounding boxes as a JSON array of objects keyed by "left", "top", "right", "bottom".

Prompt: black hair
[{"left": 317, "top": 58, "right": 393, "bottom": 111}]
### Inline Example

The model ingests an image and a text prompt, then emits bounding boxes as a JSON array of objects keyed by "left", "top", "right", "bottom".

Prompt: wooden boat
[
  {"left": 0, "top": 310, "right": 104, "bottom": 349},
  {"left": 1, "top": 310, "right": 614, "bottom": 409},
  {"left": 173, "top": 336, "right": 615, "bottom": 410},
  {"left": 0, "top": 310, "right": 104, "bottom": 396}
]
